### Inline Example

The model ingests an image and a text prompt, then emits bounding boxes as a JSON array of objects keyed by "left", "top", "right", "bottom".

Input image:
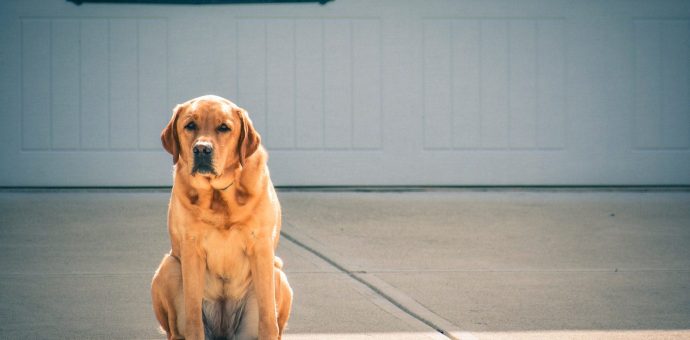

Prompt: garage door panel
[
  {"left": 235, "top": 17, "right": 384, "bottom": 151},
  {"left": 415, "top": 151, "right": 572, "bottom": 186},
  {"left": 295, "top": 19, "right": 324, "bottom": 150},
  {"left": 21, "top": 19, "right": 51, "bottom": 151},
  {"left": 80, "top": 19, "right": 110, "bottom": 150},
  {"left": 5, "top": 151, "right": 169, "bottom": 187},
  {"left": 51, "top": 19, "right": 81, "bottom": 150},
  {"left": 138, "top": 19, "right": 169, "bottom": 150},
  {"left": 535, "top": 19, "right": 566, "bottom": 150},
  {"left": 632, "top": 19, "right": 690, "bottom": 151},
  {"left": 266, "top": 19, "right": 296, "bottom": 149},
  {"left": 352, "top": 19, "right": 382, "bottom": 150},
  {"left": 18, "top": 16, "right": 170, "bottom": 154},
  {"left": 237, "top": 19, "right": 267, "bottom": 134},
  {"left": 109, "top": 19, "right": 139, "bottom": 150},
  {"left": 423, "top": 17, "right": 566, "bottom": 152},
  {"left": 480, "top": 20, "right": 511, "bottom": 149},
  {"left": 507, "top": 20, "right": 538, "bottom": 150},
  {"left": 269, "top": 150, "right": 578, "bottom": 186},
  {"left": 169, "top": 18, "right": 227, "bottom": 101},
  {"left": 422, "top": 19, "right": 452, "bottom": 149},
  {"left": 323, "top": 19, "right": 353, "bottom": 149},
  {"left": 659, "top": 21, "right": 690, "bottom": 149},
  {"left": 451, "top": 19, "right": 481, "bottom": 149}
]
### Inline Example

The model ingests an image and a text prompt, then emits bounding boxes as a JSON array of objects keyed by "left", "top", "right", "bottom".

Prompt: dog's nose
[{"left": 193, "top": 143, "right": 213, "bottom": 155}]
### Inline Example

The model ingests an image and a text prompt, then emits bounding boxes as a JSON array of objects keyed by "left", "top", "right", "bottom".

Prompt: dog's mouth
[{"left": 191, "top": 155, "right": 217, "bottom": 176}]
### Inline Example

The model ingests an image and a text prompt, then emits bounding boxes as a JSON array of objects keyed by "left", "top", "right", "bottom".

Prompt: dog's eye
[
  {"left": 184, "top": 122, "right": 196, "bottom": 131},
  {"left": 217, "top": 124, "right": 230, "bottom": 133}
]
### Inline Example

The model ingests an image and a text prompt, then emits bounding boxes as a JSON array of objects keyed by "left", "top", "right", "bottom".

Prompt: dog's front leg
[
  {"left": 181, "top": 233, "right": 206, "bottom": 340},
  {"left": 249, "top": 232, "right": 279, "bottom": 340}
]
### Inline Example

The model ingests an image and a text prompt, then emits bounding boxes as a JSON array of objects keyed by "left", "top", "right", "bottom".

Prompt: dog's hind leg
[
  {"left": 275, "top": 265, "right": 293, "bottom": 338},
  {"left": 152, "top": 254, "right": 185, "bottom": 340},
  {"left": 231, "top": 265, "right": 292, "bottom": 340}
]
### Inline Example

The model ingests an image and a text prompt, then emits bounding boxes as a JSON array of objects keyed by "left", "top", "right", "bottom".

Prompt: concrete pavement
[{"left": 0, "top": 189, "right": 689, "bottom": 339}]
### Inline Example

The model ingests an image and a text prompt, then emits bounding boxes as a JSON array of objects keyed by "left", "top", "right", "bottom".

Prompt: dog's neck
[
  {"left": 209, "top": 165, "right": 240, "bottom": 192},
  {"left": 218, "top": 180, "right": 234, "bottom": 191},
  {"left": 172, "top": 151, "right": 270, "bottom": 227},
  {"left": 173, "top": 147, "right": 267, "bottom": 209}
]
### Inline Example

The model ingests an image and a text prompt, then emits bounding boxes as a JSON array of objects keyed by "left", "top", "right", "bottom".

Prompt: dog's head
[{"left": 160, "top": 95, "right": 260, "bottom": 177}]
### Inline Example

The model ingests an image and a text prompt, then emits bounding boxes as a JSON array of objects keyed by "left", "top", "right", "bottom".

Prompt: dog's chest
[
  {"left": 202, "top": 228, "right": 252, "bottom": 300},
  {"left": 194, "top": 190, "right": 233, "bottom": 229}
]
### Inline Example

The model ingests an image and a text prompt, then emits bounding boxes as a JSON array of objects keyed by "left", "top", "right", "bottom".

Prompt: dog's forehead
[{"left": 187, "top": 99, "right": 235, "bottom": 119}]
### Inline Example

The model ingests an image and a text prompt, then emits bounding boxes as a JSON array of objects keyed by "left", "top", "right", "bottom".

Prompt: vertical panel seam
[
  {"left": 292, "top": 19, "right": 297, "bottom": 149},
  {"left": 256, "top": 18, "right": 272, "bottom": 144},
  {"left": 264, "top": 20, "right": 268, "bottom": 136},
  {"left": 658, "top": 21, "right": 665, "bottom": 148},
  {"left": 533, "top": 20, "right": 544, "bottom": 149},
  {"left": 687, "top": 20, "right": 690, "bottom": 149},
  {"left": 450, "top": 20, "right": 455, "bottom": 150},
  {"left": 632, "top": 20, "right": 638, "bottom": 150},
  {"left": 421, "top": 20, "right": 426, "bottom": 149},
  {"left": 378, "top": 18, "right": 383, "bottom": 150},
  {"left": 78, "top": 20, "right": 82, "bottom": 149},
  {"left": 107, "top": 19, "right": 112, "bottom": 150},
  {"left": 560, "top": 18, "right": 567, "bottom": 150},
  {"left": 478, "top": 20, "right": 483, "bottom": 147},
  {"left": 49, "top": 19, "right": 54, "bottom": 150},
  {"left": 321, "top": 18, "right": 325, "bottom": 149},
  {"left": 235, "top": 18, "right": 239, "bottom": 104},
  {"left": 350, "top": 19, "right": 354, "bottom": 150},
  {"left": 20, "top": 19, "right": 24, "bottom": 151},
  {"left": 506, "top": 20, "right": 511, "bottom": 150},
  {"left": 166, "top": 18, "right": 170, "bottom": 139},
  {"left": 136, "top": 19, "right": 141, "bottom": 150}
]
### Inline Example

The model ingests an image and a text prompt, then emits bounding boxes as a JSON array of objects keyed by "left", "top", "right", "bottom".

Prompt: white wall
[{"left": 0, "top": 0, "right": 688, "bottom": 186}]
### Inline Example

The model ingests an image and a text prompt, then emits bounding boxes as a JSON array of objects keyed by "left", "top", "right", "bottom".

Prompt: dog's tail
[{"left": 274, "top": 256, "right": 284, "bottom": 269}]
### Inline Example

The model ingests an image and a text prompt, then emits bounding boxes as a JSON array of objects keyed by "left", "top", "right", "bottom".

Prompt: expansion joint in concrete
[{"left": 280, "top": 228, "right": 461, "bottom": 340}]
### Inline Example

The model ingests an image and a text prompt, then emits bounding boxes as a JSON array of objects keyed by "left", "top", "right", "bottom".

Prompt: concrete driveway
[{"left": 1, "top": 189, "right": 689, "bottom": 339}]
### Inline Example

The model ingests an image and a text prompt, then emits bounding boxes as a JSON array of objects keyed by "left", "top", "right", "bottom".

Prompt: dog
[{"left": 151, "top": 95, "right": 292, "bottom": 340}]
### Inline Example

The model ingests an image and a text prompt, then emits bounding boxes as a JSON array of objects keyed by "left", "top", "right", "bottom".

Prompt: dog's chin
[{"left": 191, "top": 164, "right": 217, "bottom": 177}]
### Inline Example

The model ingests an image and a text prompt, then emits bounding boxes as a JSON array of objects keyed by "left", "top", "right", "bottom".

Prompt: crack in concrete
[{"left": 280, "top": 228, "right": 460, "bottom": 340}]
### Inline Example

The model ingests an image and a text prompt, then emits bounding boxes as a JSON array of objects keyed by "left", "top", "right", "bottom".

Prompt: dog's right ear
[
  {"left": 236, "top": 108, "right": 261, "bottom": 167},
  {"left": 161, "top": 104, "right": 183, "bottom": 164}
]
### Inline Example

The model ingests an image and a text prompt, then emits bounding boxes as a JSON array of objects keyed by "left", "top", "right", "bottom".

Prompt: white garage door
[{"left": 1, "top": 0, "right": 689, "bottom": 186}]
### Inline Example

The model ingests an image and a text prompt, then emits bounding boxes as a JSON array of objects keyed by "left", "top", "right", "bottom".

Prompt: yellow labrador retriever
[{"left": 151, "top": 95, "right": 292, "bottom": 340}]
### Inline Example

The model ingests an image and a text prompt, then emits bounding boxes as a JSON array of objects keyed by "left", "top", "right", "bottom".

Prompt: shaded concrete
[
  {"left": 280, "top": 191, "right": 690, "bottom": 272},
  {"left": 375, "top": 271, "right": 690, "bottom": 332},
  {"left": 279, "top": 190, "right": 690, "bottom": 339},
  {"left": 1, "top": 190, "right": 689, "bottom": 339}
]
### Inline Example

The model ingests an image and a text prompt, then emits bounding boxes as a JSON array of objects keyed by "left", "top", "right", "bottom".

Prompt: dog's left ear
[
  {"left": 161, "top": 104, "right": 183, "bottom": 164},
  {"left": 236, "top": 108, "right": 261, "bottom": 167}
]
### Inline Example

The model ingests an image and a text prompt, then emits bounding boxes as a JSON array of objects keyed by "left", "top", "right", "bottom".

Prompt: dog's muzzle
[{"left": 192, "top": 141, "right": 215, "bottom": 175}]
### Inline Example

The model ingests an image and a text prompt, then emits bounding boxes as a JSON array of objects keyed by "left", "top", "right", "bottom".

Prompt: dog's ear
[
  {"left": 236, "top": 108, "right": 261, "bottom": 167},
  {"left": 161, "top": 104, "right": 183, "bottom": 164}
]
